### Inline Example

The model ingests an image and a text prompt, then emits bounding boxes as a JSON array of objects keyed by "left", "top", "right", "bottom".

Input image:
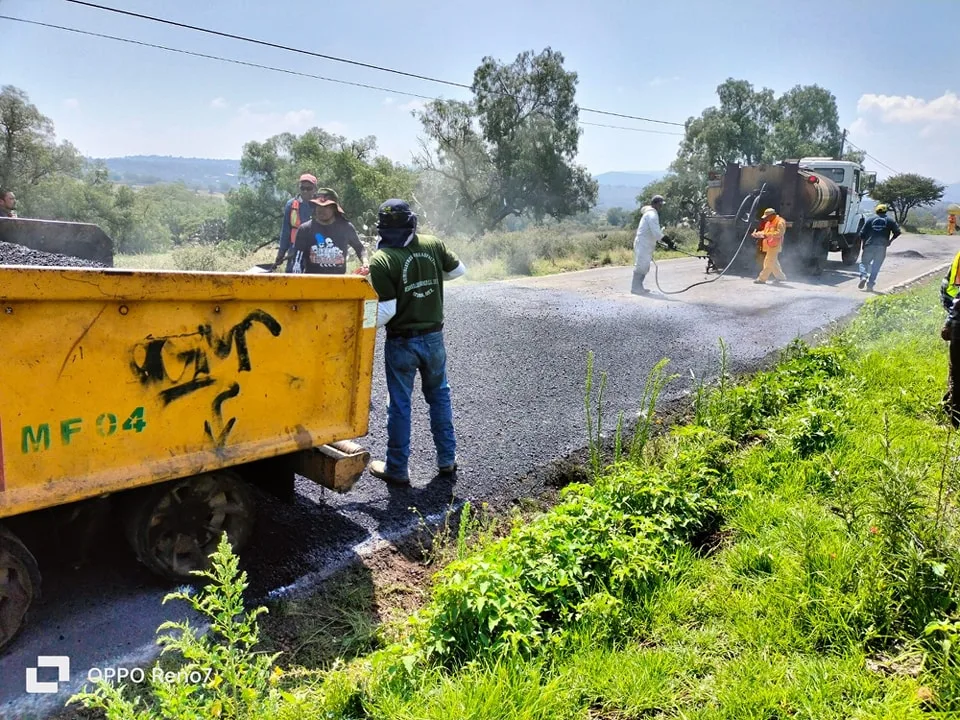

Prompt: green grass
[
  {"left": 72, "top": 270, "right": 960, "bottom": 720},
  {"left": 302, "top": 284, "right": 958, "bottom": 718}
]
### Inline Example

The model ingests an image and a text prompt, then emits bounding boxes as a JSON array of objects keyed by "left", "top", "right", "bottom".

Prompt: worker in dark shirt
[
  {"left": 274, "top": 173, "right": 317, "bottom": 272},
  {"left": 366, "top": 198, "right": 466, "bottom": 485},
  {"left": 291, "top": 188, "right": 367, "bottom": 274},
  {"left": 857, "top": 203, "right": 901, "bottom": 291}
]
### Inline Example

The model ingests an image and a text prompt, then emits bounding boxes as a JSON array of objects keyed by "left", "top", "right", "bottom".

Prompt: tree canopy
[
  {"left": 674, "top": 79, "right": 843, "bottom": 177},
  {"left": 871, "top": 173, "right": 946, "bottom": 225},
  {"left": 226, "top": 128, "right": 415, "bottom": 247},
  {"left": 415, "top": 48, "right": 597, "bottom": 234},
  {"left": 641, "top": 79, "right": 847, "bottom": 223},
  {"left": 0, "top": 85, "right": 82, "bottom": 198}
]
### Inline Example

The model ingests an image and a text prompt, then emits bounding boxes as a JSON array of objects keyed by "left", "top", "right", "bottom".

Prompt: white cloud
[
  {"left": 227, "top": 105, "right": 318, "bottom": 139},
  {"left": 649, "top": 76, "right": 680, "bottom": 87},
  {"left": 383, "top": 97, "right": 395, "bottom": 106},
  {"left": 848, "top": 117, "right": 871, "bottom": 137},
  {"left": 63, "top": 98, "right": 79, "bottom": 109},
  {"left": 320, "top": 120, "right": 349, "bottom": 136},
  {"left": 857, "top": 91, "right": 960, "bottom": 124},
  {"left": 210, "top": 97, "right": 228, "bottom": 110}
]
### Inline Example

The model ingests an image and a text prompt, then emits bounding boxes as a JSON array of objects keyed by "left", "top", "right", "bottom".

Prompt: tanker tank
[{"left": 706, "top": 163, "right": 842, "bottom": 219}]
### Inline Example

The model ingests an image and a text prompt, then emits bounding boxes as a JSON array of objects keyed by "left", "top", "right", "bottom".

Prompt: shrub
[{"left": 70, "top": 535, "right": 292, "bottom": 719}]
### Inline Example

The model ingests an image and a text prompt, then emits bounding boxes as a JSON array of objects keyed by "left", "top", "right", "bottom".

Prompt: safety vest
[
  {"left": 289, "top": 198, "right": 303, "bottom": 245},
  {"left": 947, "top": 251, "right": 960, "bottom": 300},
  {"left": 761, "top": 216, "right": 786, "bottom": 248}
]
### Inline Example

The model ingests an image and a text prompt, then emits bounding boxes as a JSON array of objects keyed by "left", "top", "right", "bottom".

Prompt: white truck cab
[{"left": 798, "top": 157, "right": 878, "bottom": 236}]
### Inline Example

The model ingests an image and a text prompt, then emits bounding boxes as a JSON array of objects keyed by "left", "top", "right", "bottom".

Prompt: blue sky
[{"left": 2, "top": 0, "right": 958, "bottom": 182}]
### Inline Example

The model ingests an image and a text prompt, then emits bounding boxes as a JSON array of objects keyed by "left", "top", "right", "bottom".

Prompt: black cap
[{"left": 377, "top": 199, "right": 417, "bottom": 230}]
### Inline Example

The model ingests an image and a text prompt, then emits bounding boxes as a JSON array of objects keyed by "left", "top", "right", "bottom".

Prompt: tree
[
  {"left": 675, "top": 79, "right": 842, "bottom": 178},
  {"left": 675, "top": 79, "right": 778, "bottom": 175},
  {"left": 605, "top": 207, "right": 629, "bottom": 227},
  {"left": 415, "top": 48, "right": 597, "bottom": 234},
  {"left": 842, "top": 149, "right": 867, "bottom": 164},
  {"left": 871, "top": 173, "right": 946, "bottom": 225},
  {"left": 226, "top": 128, "right": 414, "bottom": 248},
  {"left": 635, "top": 164, "right": 707, "bottom": 227},
  {"left": 0, "top": 85, "right": 81, "bottom": 196},
  {"left": 767, "top": 85, "right": 842, "bottom": 160}
]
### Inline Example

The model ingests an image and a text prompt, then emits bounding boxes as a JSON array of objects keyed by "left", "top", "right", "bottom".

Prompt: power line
[
  {"left": 1, "top": 15, "right": 684, "bottom": 142},
  {"left": 62, "top": 0, "right": 687, "bottom": 128},
  {"left": 63, "top": 0, "right": 475, "bottom": 92},
  {"left": 579, "top": 121, "right": 683, "bottom": 136},
  {"left": 0, "top": 16, "right": 439, "bottom": 103},
  {"left": 844, "top": 137, "right": 901, "bottom": 175}
]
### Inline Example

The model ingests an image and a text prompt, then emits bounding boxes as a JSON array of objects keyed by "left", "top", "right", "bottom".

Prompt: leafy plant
[{"left": 70, "top": 534, "right": 289, "bottom": 719}]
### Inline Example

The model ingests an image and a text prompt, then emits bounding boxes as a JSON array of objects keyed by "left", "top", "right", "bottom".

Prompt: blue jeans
[
  {"left": 859, "top": 243, "right": 887, "bottom": 286},
  {"left": 384, "top": 332, "right": 456, "bottom": 476}
]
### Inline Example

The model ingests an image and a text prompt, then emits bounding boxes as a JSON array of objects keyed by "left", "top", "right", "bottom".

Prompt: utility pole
[{"left": 837, "top": 128, "right": 847, "bottom": 160}]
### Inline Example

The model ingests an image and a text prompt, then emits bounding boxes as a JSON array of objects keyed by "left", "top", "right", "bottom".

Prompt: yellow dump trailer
[{"left": 0, "top": 266, "right": 379, "bottom": 649}]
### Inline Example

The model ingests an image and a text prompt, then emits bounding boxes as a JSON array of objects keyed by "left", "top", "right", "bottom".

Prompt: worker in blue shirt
[
  {"left": 273, "top": 173, "right": 317, "bottom": 272},
  {"left": 857, "top": 203, "right": 901, "bottom": 291}
]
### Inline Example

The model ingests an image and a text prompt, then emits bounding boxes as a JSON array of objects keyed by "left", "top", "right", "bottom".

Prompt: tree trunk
[{"left": 483, "top": 205, "right": 518, "bottom": 233}]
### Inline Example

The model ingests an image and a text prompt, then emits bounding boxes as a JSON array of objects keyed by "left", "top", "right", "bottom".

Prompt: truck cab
[{"left": 798, "top": 158, "right": 877, "bottom": 236}]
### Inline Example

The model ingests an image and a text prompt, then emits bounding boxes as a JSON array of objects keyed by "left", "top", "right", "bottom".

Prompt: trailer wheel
[
  {"left": 0, "top": 526, "right": 41, "bottom": 651},
  {"left": 124, "top": 472, "right": 256, "bottom": 582}
]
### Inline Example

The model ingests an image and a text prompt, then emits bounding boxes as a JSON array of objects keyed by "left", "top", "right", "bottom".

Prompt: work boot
[
  {"left": 438, "top": 462, "right": 458, "bottom": 476},
  {"left": 369, "top": 460, "right": 410, "bottom": 486},
  {"left": 858, "top": 278, "right": 866, "bottom": 290},
  {"left": 631, "top": 270, "right": 648, "bottom": 295}
]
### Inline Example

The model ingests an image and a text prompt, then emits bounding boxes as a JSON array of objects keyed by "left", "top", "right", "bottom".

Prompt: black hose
[{"left": 649, "top": 184, "right": 766, "bottom": 296}]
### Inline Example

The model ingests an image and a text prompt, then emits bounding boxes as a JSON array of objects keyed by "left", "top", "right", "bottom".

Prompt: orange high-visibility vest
[
  {"left": 289, "top": 198, "right": 304, "bottom": 245},
  {"left": 761, "top": 215, "right": 786, "bottom": 249}
]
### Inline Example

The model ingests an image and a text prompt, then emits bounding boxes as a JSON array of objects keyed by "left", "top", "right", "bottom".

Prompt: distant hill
[
  {"left": 944, "top": 182, "right": 960, "bottom": 203},
  {"left": 92, "top": 157, "right": 677, "bottom": 208},
  {"left": 593, "top": 170, "right": 667, "bottom": 210},
  {"left": 93, "top": 155, "right": 241, "bottom": 192}
]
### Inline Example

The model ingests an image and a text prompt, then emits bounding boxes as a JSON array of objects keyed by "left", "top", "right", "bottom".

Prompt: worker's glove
[
  {"left": 658, "top": 235, "right": 677, "bottom": 251},
  {"left": 943, "top": 324, "right": 953, "bottom": 342}
]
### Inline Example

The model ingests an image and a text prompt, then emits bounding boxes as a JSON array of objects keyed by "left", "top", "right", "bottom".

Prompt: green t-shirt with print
[{"left": 369, "top": 234, "right": 460, "bottom": 331}]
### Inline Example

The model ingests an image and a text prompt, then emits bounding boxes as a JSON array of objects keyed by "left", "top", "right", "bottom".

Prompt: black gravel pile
[{"left": 0, "top": 240, "right": 104, "bottom": 268}]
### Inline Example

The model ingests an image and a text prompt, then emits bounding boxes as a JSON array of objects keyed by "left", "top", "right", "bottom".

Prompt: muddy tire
[
  {"left": 123, "top": 472, "right": 256, "bottom": 582},
  {"left": 809, "top": 229, "right": 829, "bottom": 276},
  {"left": 841, "top": 235, "right": 861, "bottom": 266},
  {"left": 0, "top": 525, "right": 41, "bottom": 652}
]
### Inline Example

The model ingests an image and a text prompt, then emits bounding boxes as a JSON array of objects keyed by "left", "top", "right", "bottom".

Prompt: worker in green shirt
[{"left": 366, "top": 199, "right": 466, "bottom": 485}]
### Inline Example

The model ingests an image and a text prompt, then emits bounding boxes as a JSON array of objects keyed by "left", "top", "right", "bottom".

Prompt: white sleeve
[
  {"left": 650, "top": 211, "right": 664, "bottom": 241},
  {"left": 443, "top": 262, "right": 466, "bottom": 281},
  {"left": 376, "top": 299, "right": 396, "bottom": 328}
]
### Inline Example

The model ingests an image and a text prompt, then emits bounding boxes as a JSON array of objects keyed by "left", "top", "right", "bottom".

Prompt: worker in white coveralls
[{"left": 632, "top": 194, "right": 665, "bottom": 295}]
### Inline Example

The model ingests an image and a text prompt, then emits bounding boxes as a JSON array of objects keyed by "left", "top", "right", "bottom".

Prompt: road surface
[{"left": 2, "top": 234, "right": 956, "bottom": 718}]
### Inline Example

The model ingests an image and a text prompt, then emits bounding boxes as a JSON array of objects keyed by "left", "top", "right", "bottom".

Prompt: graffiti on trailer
[{"left": 130, "top": 310, "right": 282, "bottom": 448}]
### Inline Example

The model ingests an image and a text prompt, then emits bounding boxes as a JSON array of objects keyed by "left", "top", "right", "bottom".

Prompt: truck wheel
[
  {"left": 0, "top": 526, "right": 41, "bottom": 651},
  {"left": 809, "top": 230, "right": 829, "bottom": 276},
  {"left": 841, "top": 235, "right": 861, "bottom": 266},
  {"left": 123, "top": 471, "right": 256, "bottom": 582}
]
